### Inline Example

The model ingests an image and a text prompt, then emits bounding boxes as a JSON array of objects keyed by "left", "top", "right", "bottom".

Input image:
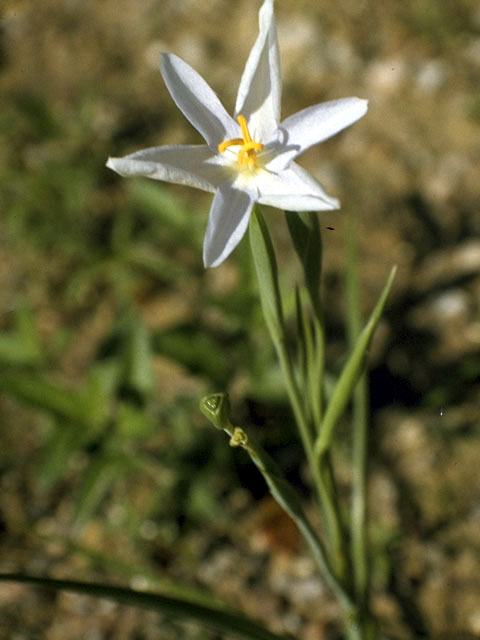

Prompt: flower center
[{"left": 218, "top": 115, "right": 264, "bottom": 169}]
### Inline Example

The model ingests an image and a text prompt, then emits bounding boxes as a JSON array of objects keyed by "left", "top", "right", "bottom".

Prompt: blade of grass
[
  {"left": 345, "top": 214, "right": 369, "bottom": 614},
  {"left": 314, "top": 266, "right": 397, "bottom": 459},
  {"left": 285, "top": 212, "right": 325, "bottom": 429},
  {"left": 0, "top": 574, "right": 289, "bottom": 640},
  {"left": 249, "top": 207, "right": 314, "bottom": 457},
  {"left": 343, "top": 213, "right": 378, "bottom": 640}
]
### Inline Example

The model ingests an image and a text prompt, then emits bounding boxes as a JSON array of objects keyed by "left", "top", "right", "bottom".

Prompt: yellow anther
[
  {"left": 240, "top": 141, "right": 264, "bottom": 152},
  {"left": 218, "top": 138, "right": 243, "bottom": 153},
  {"left": 238, "top": 142, "right": 264, "bottom": 166},
  {"left": 217, "top": 115, "right": 264, "bottom": 168}
]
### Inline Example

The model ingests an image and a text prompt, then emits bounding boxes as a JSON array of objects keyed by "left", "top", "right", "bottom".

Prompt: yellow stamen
[
  {"left": 218, "top": 138, "right": 243, "bottom": 153},
  {"left": 218, "top": 115, "right": 264, "bottom": 168}
]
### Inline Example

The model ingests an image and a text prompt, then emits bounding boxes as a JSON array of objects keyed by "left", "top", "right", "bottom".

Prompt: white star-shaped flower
[{"left": 107, "top": 0, "right": 367, "bottom": 268}]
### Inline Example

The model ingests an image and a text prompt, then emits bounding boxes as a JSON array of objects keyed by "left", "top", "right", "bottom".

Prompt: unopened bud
[{"left": 200, "top": 393, "right": 231, "bottom": 430}]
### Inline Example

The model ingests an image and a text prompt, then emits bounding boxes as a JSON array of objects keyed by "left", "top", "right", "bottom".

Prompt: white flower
[{"left": 107, "top": 0, "right": 367, "bottom": 268}]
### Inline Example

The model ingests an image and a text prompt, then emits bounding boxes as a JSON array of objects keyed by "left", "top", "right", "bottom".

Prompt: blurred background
[{"left": 0, "top": 0, "right": 479, "bottom": 638}]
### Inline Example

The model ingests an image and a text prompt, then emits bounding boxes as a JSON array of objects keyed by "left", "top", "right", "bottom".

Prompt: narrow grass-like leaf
[
  {"left": 37, "top": 422, "right": 87, "bottom": 490},
  {"left": 0, "top": 304, "right": 43, "bottom": 367},
  {"left": 115, "top": 402, "right": 155, "bottom": 438},
  {"left": 250, "top": 209, "right": 315, "bottom": 462},
  {"left": 285, "top": 211, "right": 322, "bottom": 314},
  {"left": 154, "top": 326, "right": 230, "bottom": 384},
  {"left": 0, "top": 574, "right": 289, "bottom": 640},
  {"left": 128, "top": 181, "right": 203, "bottom": 249},
  {"left": 346, "top": 211, "right": 371, "bottom": 614},
  {"left": 123, "top": 315, "right": 154, "bottom": 398},
  {"left": 0, "top": 334, "right": 40, "bottom": 367},
  {"left": 0, "top": 369, "right": 110, "bottom": 433},
  {"left": 294, "top": 286, "right": 308, "bottom": 390},
  {"left": 48, "top": 538, "right": 226, "bottom": 610},
  {"left": 127, "top": 244, "right": 191, "bottom": 281},
  {"left": 73, "top": 454, "right": 124, "bottom": 531},
  {"left": 249, "top": 207, "right": 284, "bottom": 342},
  {"left": 0, "top": 373, "right": 89, "bottom": 425},
  {"left": 315, "top": 266, "right": 397, "bottom": 458},
  {"left": 286, "top": 212, "right": 325, "bottom": 430},
  {"left": 294, "top": 286, "right": 317, "bottom": 423},
  {"left": 83, "top": 360, "right": 121, "bottom": 427}
]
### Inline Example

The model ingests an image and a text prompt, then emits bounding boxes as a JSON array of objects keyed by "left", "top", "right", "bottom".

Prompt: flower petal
[
  {"left": 257, "top": 162, "right": 340, "bottom": 211},
  {"left": 160, "top": 54, "right": 238, "bottom": 148},
  {"left": 106, "top": 145, "right": 227, "bottom": 192},
  {"left": 235, "top": 0, "right": 281, "bottom": 141},
  {"left": 203, "top": 183, "right": 254, "bottom": 268},
  {"left": 267, "top": 97, "right": 368, "bottom": 171}
]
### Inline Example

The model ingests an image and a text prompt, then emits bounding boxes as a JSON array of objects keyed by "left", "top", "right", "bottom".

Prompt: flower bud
[{"left": 199, "top": 393, "right": 231, "bottom": 430}]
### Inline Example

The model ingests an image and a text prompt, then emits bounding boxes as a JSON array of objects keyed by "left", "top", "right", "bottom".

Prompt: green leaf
[
  {"left": 115, "top": 402, "right": 155, "bottom": 438},
  {"left": 0, "top": 367, "right": 111, "bottom": 433},
  {"left": 36, "top": 365, "right": 116, "bottom": 489},
  {"left": 0, "top": 373, "right": 88, "bottom": 424},
  {"left": 52, "top": 539, "right": 225, "bottom": 610},
  {"left": 127, "top": 181, "right": 203, "bottom": 249},
  {"left": 286, "top": 213, "right": 325, "bottom": 430},
  {"left": 315, "top": 266, "right": 397, "bottom": 458},
  {"left": 0, "top": 304, "right": 43, "bottom": 367},
  {"left": 294, "top": 285, "right": 317, "bottom": 424},
  {"left": 79, "top": 362, "right": 120, "bottom": 432},
  {"left": 73, "top": 454, "right": 124, "bottom": 530},
  {"left": 249, "top": 208, "right": 315, "bottom": 462},
  {"left": 294, "top": 286, "right": 308, "bottom": 387},
  {"left": 122, "top": 316, "right": 154, "bottom": 398},
  {"left": 154, "top": 326, "right": 230, "bottom": 383},
  {"left": 285, "top": 211, "right": 322, "bottom": 313},
  {"left": 127, "top": 244, "right": 191, "bottom": 281},
  {"left": 249, "top": 207, "right": 285, "bottom": 342},
  {"left": 37, "top": 422, "right": 87, "bottom": 490},
  {"left": 0, "top": 574, "right": 289, "bottom": 640}
]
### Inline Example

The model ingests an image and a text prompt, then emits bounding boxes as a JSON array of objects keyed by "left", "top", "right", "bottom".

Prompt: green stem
[
  {"left": 249, "top": 207, "right": 351, "bottom": 590},
  {"left": 272, "top": 334, "right": 315, "bottom": 462},
  {"left": 346, "top": 212, "right": 374, "bottom": 637},
  {"left": 345, "top": 610, "right": 377, "bottom": 640},
  {"left": 351, "top": 373, "right": 369, "bottom": 605},
  {"left": 310, "top": 312, "right": 325, "bottom": 432},
  {"left": 318, "top": 452, "right": 350, "bottom": 583},
  {"left": 272, "top": 328, "right": 348, "bottom": 583},
  {"left": 201, "top": 393, "right": 355, "bottom": 616},
  {"left": 225, "top": 423, "right": 355, "bottom": 614}
]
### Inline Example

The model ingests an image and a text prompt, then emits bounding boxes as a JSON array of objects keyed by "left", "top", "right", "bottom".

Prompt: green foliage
[
  {"left": 0, "top": 303, "right": 44, "bottom": 367},
  {"left": 285, "top": 212, "right": 322, "bottom": 315},
  {"left": 249, "top": 207, "right": 285, "bottom": 343},
  {"left": 0, "top": 73, "right": 279, "bottom": 554},
  {"left": 314, "top": 266, "right": 397, "bottom": 458},
  {"left": 0, "top": 574, "right": 288, "bottom": 640},
  {"left": 0, "top": 85, "right": 278, "bottom": 542}
]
